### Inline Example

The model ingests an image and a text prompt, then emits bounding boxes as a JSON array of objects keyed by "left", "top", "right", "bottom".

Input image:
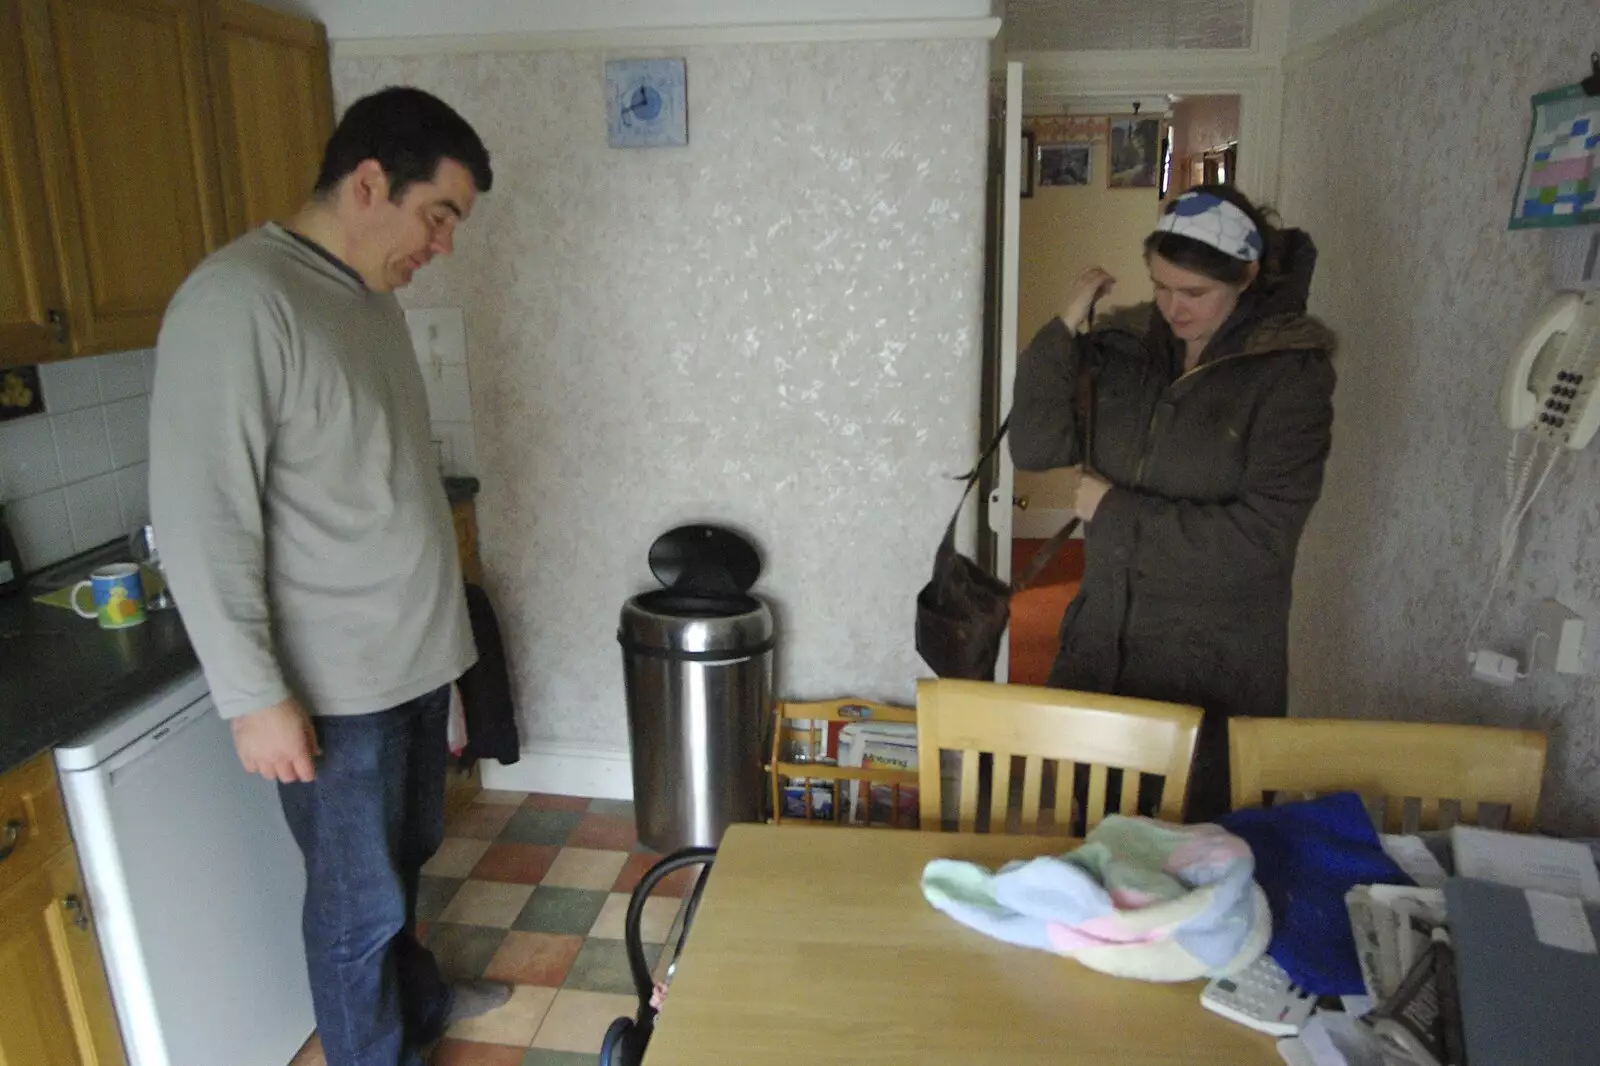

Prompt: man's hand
[
  {"left": 1073, "top": 470, "right": 1112, "bottom": 522},
  {"left": 230, "top": 698, "right": 320, "bottom": 783}
]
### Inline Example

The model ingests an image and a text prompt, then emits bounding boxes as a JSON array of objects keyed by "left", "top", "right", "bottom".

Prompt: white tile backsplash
[
  {"left": 434, "top": 421, "right": 478, "bottom": 477},
  {"left": 2, "top": 348, "right": 153, "bottom": 571},
  {"left": 51, "top": 407, "right": 114, "bottom": 483},
  {"left": 39, "top": 359, "right": 101, "bottom": 412},
  {"left": 0, "top": 416, "right": 63, "bottom": 499},
  {"left": 97, "top": 349, "right": 151, "bottom": 402},
  {"left": 404, "top": 307, "right": 478, "bottom": 476},
  {"left": 423, "top": 364, "right": 472, "bottom": 423},
  {"left": 406, "top": 308, "right": 467, "bottom": 367},
  {"left": 104, "top": 396, "right": 151, "bottom": 469},
  {"left": 64, "top": 472, "right": 123, "bottom": 552},
  {"left": 6, "top": 489, "right": 71, "bottom": 572},
  {"left": 115, "top": 463, "right": 150, "bottom": 528}
]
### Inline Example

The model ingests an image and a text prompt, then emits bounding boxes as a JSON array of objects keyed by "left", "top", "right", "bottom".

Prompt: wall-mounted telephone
[{"left": 1499, "top": 291, "right": 1600, "bottom": 449}]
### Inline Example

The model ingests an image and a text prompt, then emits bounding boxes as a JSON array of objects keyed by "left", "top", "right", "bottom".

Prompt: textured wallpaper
[
  {"left": 333, "top": 42, "right": 989, "bottom": 749},
  {"left": 1279, "top": 0, "right": 1600, "bottom": 833}
]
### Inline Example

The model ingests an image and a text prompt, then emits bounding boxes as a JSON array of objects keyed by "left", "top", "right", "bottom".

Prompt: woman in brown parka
[{"left": 1010, "top": 185, "right": 1336, "bottom": 822}]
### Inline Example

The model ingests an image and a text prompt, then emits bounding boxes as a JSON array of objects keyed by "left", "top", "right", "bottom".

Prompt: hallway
[{"left": 1008, "top": 536, "right": 1084, "bottom": 686}]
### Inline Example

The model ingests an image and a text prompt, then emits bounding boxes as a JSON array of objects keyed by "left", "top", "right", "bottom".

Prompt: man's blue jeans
[{"left": 278, "top": 686, "right": 455, "bottom": 1066}]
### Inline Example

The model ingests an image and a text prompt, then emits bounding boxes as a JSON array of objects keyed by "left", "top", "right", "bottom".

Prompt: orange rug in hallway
[{"left": 1009, "top": 537, "right": 1084, "bottom": 687}]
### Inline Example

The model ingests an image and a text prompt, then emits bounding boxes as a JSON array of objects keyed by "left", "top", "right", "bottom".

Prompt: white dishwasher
[{"left": 56, "top": 669, "right": 314, "bottom": 1066}]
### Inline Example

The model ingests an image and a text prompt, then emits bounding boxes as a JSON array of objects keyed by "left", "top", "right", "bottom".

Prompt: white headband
[{"left": 1153, "top": 192, "right": 1263, "bottom": 262}]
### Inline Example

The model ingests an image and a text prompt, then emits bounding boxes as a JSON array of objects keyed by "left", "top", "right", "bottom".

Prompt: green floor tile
[
  {"left": 523, "top": 1050, "right": 599, "bottom": 1066},
  {"left": 422, "top": 922, "right": 508, "bottom": 979},
  {"left": 500, "top": 808, "right": 584, "bottom": 846},
  {"left": 513, "top": 887, "right": 610, "bottom": 936},
  {"left": 416, "top": 876, "right": 462, "bottom": 923},
  {"left": 563, "top": 938, "right": 660, "bottom": 995}
]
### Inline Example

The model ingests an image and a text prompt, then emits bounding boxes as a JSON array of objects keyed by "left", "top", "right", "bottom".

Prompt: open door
[{"left": 978, "top": 61, "right": 1023, "bottom": 683}]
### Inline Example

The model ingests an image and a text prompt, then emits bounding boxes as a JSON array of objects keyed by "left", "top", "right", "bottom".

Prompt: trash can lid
[{"left": 648, "top": 524, "right": 761, "bottom": 594}]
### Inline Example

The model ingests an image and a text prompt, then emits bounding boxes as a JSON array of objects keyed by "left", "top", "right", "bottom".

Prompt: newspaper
[
  {"left": 1364, "top": 930, "right": 1465, "bottom": 1066},
  {"left": 1343, "top": 885, "right": 1463, "bottom": 1066},
  {"left": 1344, "top": 886, "right": 1447, "bottom": 1003}
]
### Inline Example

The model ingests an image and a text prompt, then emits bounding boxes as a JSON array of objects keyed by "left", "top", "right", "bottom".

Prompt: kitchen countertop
[
  {"left": 0, "top": 596, "right": 199, "bottom": 776},
  {"left": 0, "top": 476, "right": 480, "bottom": 777}
]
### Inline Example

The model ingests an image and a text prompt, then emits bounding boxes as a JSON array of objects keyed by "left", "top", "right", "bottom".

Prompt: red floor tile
[
  {"left": 567, "top": 813, "right": 638, "bottom": 851},
  {"left": 470, "top": 843, "right": 561, "bottom": 885},
  {"left": 523, "top": 792, "right": 592, "bottom": 812},
  {"left": 612, "top": 851, "right": 698, "bottom": 897},
  {"left": 430, "top": 1040, "right": 526, "bottom": 1066},
  {"left": 483, "top": 930, "right": 585, "bottom": 986}
]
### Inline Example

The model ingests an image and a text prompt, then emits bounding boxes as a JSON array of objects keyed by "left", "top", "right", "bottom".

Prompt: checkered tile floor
[{"left": 291, "top": 791, "right": 697, "bottom": 1066}]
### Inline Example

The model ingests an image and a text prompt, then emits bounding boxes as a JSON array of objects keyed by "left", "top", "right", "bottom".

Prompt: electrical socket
[
  {"left": 1530, "top": 599, "right": 1586, "bottom": 675},
  {"left": 1471, "top": 649, "right": 1521, "bottom": 686}
]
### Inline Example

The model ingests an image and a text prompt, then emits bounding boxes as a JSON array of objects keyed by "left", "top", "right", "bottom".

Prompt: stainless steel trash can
[{"left": 618, "top": 525, "right": 774, "bottom": 854}]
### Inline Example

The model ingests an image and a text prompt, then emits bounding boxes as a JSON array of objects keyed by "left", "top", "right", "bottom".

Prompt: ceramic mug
[{"left": 71, "top": 563, "right": 147, "bottom": 629}]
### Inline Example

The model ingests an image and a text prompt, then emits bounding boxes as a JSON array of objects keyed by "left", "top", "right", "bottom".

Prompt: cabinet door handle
[
  {"left": 0, "top": 819, "right": 22, "bottom": 862},
  {"left": 47, "top": 309, "right": 68, "bottom": 345},
  {"left": 63, "top": 894, "right": 91, "bottom": 931}
]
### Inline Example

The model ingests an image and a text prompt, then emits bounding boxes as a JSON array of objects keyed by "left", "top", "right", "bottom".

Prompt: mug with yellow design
[{"left": 71, "top": 564, "right": 147, "bottom": 629}]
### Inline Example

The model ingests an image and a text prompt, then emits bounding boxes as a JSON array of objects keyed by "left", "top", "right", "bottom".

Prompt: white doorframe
[
  {"left": 988, "top": 9, "right": 1290, "bottom": 681},
  {"left": 987, "top": 60, "right": 1024, "bottom": 683}
]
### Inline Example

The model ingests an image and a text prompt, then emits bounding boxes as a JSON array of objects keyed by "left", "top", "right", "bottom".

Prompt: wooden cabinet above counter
[{"left": 0, "top": 0, "right": 332, "bottom": 369}]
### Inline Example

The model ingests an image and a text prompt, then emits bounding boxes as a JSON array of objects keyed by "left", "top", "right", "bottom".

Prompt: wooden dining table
[{"left": 643, "top": 823, "right": 1280, "bottom": 1065}]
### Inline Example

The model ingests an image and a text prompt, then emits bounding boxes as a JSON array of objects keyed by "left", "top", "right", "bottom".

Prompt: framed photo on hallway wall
[
  {"left": 1107, "top": 117, "right": 1162, "bottom": 189},
  {"left": 1038, "top": 143, "right": 1091, "bottom": 187}
]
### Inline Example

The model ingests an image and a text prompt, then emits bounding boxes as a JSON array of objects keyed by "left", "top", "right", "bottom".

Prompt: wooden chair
[
  {"left": 914, "top": 679, "right": 1204, "bottom": 835},
  {"left": 767, "top": 698, "right": 919, "bottom": 828},
  {"left": 1228, "top": 717, "right": 1547, "bottom": 832}
]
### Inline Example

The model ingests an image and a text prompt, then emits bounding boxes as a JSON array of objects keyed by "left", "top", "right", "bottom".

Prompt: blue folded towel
[{"left": 1217, "top": 791, "right": 1411, "bottom": 995}]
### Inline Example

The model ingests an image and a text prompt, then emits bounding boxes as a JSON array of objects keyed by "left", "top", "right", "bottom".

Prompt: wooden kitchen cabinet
[
  {"left": 0, "top": 754, "right": 126, "bottom": 1066},
  {"left": 206, "top": 0, "right": 334, "bottom": 238},
  {"left": 22, "top": 0, "right": 229, "bottom": 358},
  {"left": 0, "top": 0, "right": 332, "bottom": 369},
  {"left": 0, "top": 0, "right": 69, "bottom": 364}
]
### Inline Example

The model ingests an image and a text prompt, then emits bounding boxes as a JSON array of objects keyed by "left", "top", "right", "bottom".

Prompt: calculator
[{"left": 1199, "top": 954, "right": 1318, "bottom": 1036}]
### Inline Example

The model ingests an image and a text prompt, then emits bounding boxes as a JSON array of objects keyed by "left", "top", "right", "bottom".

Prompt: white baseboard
[
  {"left": 480, "top": 741, "right": 634, "bottom": 799},
  {"left": 1013, "top": 507, "right": 1082, "bottom": 540}
]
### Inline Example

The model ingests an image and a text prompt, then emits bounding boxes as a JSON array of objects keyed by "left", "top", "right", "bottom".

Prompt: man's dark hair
[{"left": 314, "top": 86, "right": 493, "bottom": 200}]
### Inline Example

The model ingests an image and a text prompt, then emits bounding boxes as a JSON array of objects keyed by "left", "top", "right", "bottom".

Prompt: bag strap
[
  {"left": 1011, "top": 514, "right": 1080, "bottom": 593},
  {"left": 1012, "top": 338, "right": 1097, "bottom": 591},
  {"left": 938, "top": 333, "right": 1098, "bottom": 581},
  {"left": 933, "top": 410, "right": 1010, "bottom": 554}
]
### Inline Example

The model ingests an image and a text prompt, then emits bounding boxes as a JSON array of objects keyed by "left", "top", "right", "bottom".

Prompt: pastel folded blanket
[{"left": 921, "top": 816, "right": 1270, "bottom": 982}]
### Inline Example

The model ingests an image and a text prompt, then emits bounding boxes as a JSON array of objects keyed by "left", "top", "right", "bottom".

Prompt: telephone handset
[{"left": 1499, "top": 291, "right": 1600, "bottom": 449}]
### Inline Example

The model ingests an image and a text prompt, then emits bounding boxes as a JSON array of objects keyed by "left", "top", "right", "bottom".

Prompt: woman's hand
[
  {"left": 1062, "top": 268, "right": 1116, "bottom": 332},
  {"left": 1074, "top": 471, "right": 1112, "bottom": 522}
]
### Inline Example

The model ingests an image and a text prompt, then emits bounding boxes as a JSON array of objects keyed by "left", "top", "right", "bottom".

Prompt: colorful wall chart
[{"left": 1510, "top": 84, "right": 1600, "bottom": 228}]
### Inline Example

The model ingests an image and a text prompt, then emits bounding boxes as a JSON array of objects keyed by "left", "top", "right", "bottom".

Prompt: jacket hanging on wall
[{"left": 457, "top": 582, "right": 521, "bottom": 766}]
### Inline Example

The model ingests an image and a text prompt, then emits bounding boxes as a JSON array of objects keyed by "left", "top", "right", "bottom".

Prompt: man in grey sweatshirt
[{"left": 150, "top": 88, "right": 503, "bottom": 1066}]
